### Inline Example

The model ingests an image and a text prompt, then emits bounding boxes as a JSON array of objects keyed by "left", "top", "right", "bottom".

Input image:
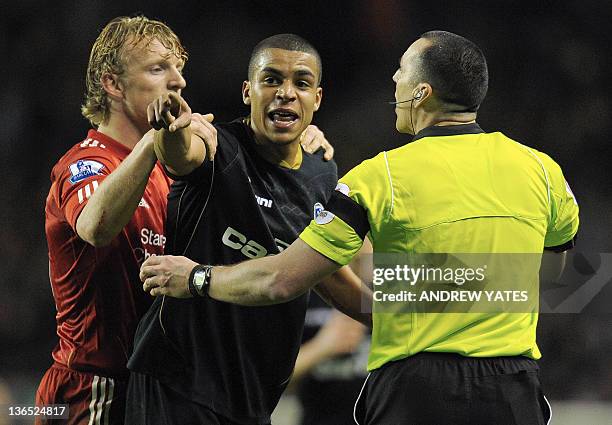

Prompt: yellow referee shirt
[{"left": 300, "top": 123, "right": 579, "bottom": 371}]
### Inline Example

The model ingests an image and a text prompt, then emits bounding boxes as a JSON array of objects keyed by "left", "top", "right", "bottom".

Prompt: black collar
[{"left": 412, "top": 123, "right": 484, "bottom": 141}]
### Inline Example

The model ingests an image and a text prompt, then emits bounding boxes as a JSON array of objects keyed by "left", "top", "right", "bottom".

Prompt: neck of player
[
  {"left": 97, "top": 114, "right": 149, "bottom": 150},
  {"left": 251, "top": 129, "right": 302, "bottom": 169}
]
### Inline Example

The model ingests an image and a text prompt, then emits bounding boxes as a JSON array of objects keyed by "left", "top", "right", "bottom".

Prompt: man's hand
[
  {"left": 311, "top": 312, "right": 366, "bottom": 358},
  {"left": 289, "top": 310, "right": 365, "bottom": 386},
  {"left": 147, "top": 91, "right": 192, "bottom": 132},
  {"left": 300, "top": 125, "right": 334, "bottom": 160},
  {"left": 147, "top": 92, "right": 217, "bottom": 174},
  {"left": 191, "top": 113, "right": 217, "bottom": 161},
  {"left": 140, "top": 255, "right": 198, "bottom": 298}
]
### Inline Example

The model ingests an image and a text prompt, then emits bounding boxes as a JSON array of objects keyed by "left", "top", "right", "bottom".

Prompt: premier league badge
[
  {"left": 69, "top": 159, "right": 105, "bottom": 184},
  {"left": 313, "top": 202, "right": 334, "bottom": 225}
]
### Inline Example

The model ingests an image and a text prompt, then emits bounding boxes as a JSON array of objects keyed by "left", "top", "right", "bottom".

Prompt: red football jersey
[{"left": 45, "top": 129, "right": 170, "bottom": 377}]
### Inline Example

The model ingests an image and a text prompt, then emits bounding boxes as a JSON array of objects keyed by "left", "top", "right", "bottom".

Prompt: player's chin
[
  {"left": 267, "top": 133, "right": 300, "bottom": 146},
  {"left": 266, "top": 125, "right": 306, "bottom": 145}
]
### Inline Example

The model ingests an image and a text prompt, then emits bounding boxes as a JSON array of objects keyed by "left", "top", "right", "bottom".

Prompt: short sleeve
[
  {"left": 537, "top": 152, "right": 579, "bottom": 250},
  {"left": 53, "top": 154, "right": 115, "bottom": 231},
  {"left": 299, "top": 153, "right": 389, "bottom": 265}
]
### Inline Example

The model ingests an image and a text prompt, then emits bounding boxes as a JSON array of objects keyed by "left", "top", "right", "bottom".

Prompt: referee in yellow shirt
[{"left": 141, "top": 31, "right": 579, "bottom": 425}]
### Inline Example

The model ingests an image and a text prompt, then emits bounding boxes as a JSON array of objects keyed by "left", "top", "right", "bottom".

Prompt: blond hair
[{"left": 82, "top": 16, "right": 188, "bottom": 126}]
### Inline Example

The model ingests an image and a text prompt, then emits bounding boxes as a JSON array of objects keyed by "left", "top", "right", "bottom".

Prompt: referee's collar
[{"left": 412, "top": 123, "right": 484, "bottom": 141}]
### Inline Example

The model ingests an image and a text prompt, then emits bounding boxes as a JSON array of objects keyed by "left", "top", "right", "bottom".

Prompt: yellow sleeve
[
  {"left": 300, "top": 153, "right": 390, "bottom": 265},
  {"left": 300, "top": 213, "right": 365, "bottom": 265},
  {"left": 536, "top": 151, "right": 579, "bottom": 249}
]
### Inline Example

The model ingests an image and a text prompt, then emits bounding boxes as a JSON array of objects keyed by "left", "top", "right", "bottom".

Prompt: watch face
[{"left": 193, "top": 270, "right": 206, "bottom": 289}]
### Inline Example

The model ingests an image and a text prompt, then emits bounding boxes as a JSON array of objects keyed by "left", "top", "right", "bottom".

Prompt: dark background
[{"left": 1, "top": 0, "right": 611, "bottom": 404}]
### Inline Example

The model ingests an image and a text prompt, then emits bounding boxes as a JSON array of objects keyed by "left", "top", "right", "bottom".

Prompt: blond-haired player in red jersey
[{"left": 35, "top": 16, "right": 198, "bottom": 424}]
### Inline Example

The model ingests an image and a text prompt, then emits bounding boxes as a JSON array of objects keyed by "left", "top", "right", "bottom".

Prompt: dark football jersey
[{"left": 129, "top": 119, "right": 337, "bottom": 424}]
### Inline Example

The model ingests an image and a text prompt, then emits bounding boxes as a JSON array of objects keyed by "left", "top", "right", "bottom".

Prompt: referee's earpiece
[{"left": 415, "top": 90, "right": 424, "bottom": 100}]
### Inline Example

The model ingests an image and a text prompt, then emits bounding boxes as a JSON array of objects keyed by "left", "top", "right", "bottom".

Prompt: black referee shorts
[
  {"left": 125, "top": 372, "right": 269, "bottom": 425},
  {"left": 354, "top": 353, "right": 551, "bottom": 425}
]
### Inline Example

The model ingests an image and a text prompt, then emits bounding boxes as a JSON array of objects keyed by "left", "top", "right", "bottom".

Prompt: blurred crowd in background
[{"left": 1, "top": 0, "right": 611, "bottom": 414}]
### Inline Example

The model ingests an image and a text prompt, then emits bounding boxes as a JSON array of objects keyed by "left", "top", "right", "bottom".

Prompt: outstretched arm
[
  {"left": 314, "top": 267, "right": 372, "bottom": 327},
  {"left": 148, "top": 91, "right": 217, "bottom": 176},
  {"left": 140, "top": 239, "right": 344, "bottom": 305},
  {"left": 314, "top": 238, "right": 373, "bottom": 327}
]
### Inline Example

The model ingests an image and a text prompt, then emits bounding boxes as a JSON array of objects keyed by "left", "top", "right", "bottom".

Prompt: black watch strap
[{"left": 188, "top": 264, "right": 213, "bottom": 297}]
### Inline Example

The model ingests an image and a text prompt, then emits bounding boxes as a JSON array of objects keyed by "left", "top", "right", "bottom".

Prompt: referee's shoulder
[
  {"left": 499, "top": 134, "right": 564, "bottom": 172},
  {"left": 341, "top": 151, "right": 388, "bottom": 183},
  {"left": 376, "top": 141, "right": 426, "bottom": 170}
]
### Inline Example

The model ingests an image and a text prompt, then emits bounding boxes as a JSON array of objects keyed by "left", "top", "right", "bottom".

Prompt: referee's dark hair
[
  {"left": 248, "top": 34, "right": 322, "bottom": 85},
  {"left": 418, "top": 31, "right": 488, "bottom": 112}
]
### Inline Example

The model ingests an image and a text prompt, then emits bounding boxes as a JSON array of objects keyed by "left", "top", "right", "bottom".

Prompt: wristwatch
[{"left": 188, "top": 265, "right": 213, "bottom": 297}]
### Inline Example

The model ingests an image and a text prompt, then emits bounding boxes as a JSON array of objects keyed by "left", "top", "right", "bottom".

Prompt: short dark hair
[
  {"left": 417, "top": 31, "right": 488, "bottom": 112},
  {"left": 248, "top": 33, "right": 322, "bottom": 85}
]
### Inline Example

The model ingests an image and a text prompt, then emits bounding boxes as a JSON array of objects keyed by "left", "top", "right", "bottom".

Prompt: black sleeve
[
  {"left": 326, "top": 190, "right": 370, "bottom": 240},
  {"left": 167, "top": 125, "right": 239, "bottom": 184},
  {"left": 329, "top": 160, "right": 339, "bottom": 200},
  {"left": 321, "top": 157, "right": 338, "bottom": 203}
]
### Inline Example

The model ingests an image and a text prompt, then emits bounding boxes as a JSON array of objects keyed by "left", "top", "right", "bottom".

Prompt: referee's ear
[
  {"left": 242, "top": 80, "right": 251, "bottom": 105},
  {"left": 413, "top": 83, "right": 432, "bottom": 108}
]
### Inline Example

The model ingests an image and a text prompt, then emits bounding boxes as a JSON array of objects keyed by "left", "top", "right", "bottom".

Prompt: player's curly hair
[{"left": 82, "top": 15, "right": 188, "bottom": 127}]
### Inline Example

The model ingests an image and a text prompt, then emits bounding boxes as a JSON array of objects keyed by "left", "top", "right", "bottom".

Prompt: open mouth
[{"left": 267, "top": 109, "right": 299, "bottom": 129}]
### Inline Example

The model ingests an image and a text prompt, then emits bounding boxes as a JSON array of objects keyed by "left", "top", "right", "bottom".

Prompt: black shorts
[
  {"left": 125, "top": 372, "right": 269, "bottom": 425},
  {"left": 354, "top": 353, "right": 552, "bottom": 425}
]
